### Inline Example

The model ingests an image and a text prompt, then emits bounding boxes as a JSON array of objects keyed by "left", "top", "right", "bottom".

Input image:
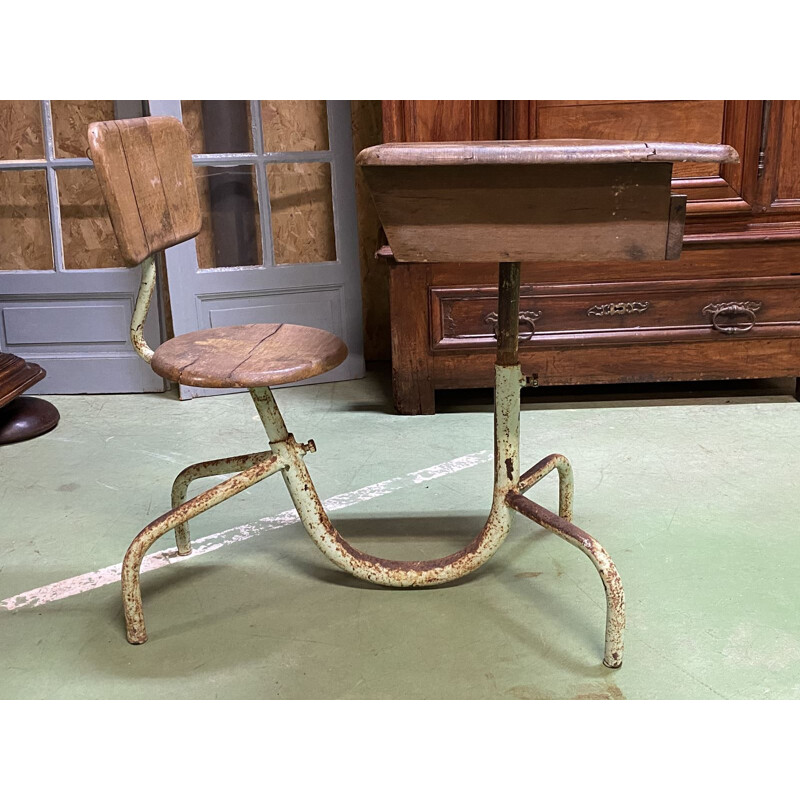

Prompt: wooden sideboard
[{"left": 381, "top": 100, "right": 800, "bottom": 414}]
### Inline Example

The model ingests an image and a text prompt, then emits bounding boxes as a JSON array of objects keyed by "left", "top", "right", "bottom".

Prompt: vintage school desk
[{"left": 88, "top": 119, "right": 736, "bottom": 668}]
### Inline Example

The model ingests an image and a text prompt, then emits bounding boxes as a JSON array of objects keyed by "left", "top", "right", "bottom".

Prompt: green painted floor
[{"left": 2, "top": 369, "right": 799, "bottom": 699}]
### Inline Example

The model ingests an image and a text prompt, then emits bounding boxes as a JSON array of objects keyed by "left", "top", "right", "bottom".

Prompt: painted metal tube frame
[{"left": 121, "top": 261, "right": 625, "bottom": 668}]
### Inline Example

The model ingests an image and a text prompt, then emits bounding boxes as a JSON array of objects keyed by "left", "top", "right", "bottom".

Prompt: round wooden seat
[{"left": 150, "top": 323, "right": 348, "bottom": 388}]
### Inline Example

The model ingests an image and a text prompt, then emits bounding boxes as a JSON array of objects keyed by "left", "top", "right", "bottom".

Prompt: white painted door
[
  {"left": 150, "top": 100, "right": 365, "bottom": 399},
  {"left": 0, "top": 101, "right": 164, "bottom": 393}
]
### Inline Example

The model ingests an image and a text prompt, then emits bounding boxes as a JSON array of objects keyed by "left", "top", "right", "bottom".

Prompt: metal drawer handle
[
  {"left": 485, "top": 310, "right": 542, "bottom": 340},
  {"left": 702, "top": 301, "right": 762, "bottom": 334},
  {"left": 587, "top": 301, "right": 650, "bottom": 317}
]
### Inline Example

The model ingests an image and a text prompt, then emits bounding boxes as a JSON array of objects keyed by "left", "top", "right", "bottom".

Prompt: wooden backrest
[{"left": 88, "top": 116, "right": 202, "bottom": 266}]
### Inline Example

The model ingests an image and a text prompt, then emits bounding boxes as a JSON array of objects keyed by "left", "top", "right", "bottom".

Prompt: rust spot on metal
[{"left": 505, "top": 457, "right": 514, "bottom": 482}]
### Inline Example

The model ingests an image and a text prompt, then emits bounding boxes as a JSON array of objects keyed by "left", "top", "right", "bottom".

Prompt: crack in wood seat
[{"left": 150, "top": 323, "right": 348, "bottom": 389}]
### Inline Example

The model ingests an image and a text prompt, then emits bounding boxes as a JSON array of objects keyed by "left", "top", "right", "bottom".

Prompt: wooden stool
[{"left": 91, "top": 117, "right": 737, "bottom": 668}]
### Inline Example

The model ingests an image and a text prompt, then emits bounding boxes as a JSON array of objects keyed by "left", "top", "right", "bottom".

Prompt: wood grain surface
[
  {"left": 150, "top": 323, "right": 348, "bottom": 388},
  {"left": 363, "top": 162, "right": 677, "bottom": 263},
  {"left": 0, "top": 353, "right": 45, "bottom": 407},
  {"left": 357, "top": 139, "right": 739, "bottom": 167},
  {"left": 88, "top": 116, "right": 202, "bottom": 266}
]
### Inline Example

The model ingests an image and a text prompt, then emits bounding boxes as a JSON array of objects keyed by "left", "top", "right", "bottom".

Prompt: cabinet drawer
[{"left": 431, "top": 277, "right": 800, "bottom": 350}]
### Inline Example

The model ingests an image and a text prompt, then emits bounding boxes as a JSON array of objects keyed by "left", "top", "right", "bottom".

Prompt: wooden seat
[{"left": 150, "top": 323, "right": 348, "bottom": 388}]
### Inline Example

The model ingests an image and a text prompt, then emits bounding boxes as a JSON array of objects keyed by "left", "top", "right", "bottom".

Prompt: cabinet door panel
[
  {"left": 383, "top": 100, "right": 499, "bottom": 143},
  {"left": 759, "top": 101, "right": 800, "bottom": 212},
  {"left": 537, "top": 100, "right": 724, "bottom": 179},
  {"left": 512, "top": 100, "right": 761, "bottom": 214}
]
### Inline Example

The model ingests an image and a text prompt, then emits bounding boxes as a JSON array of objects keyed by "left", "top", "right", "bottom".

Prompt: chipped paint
[{"left": 0, "top": 449, "right": 492, "bottom": 613}]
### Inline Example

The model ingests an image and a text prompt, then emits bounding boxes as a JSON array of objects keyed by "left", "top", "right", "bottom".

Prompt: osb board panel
[
  {"left": 267, "top": 162, "right": 335, "bottom": 265},
  {"left": 54, "top": 102, "right": 125, "bottom": 269},
  {"left": 182, "top": 102, "right": 216, "bottom": 269},
  {"left": 51, "top": 100, "right": 116, "bottom": 158},
  {"left": 58, "top": 168, "right": 126, "bottom": 269},
  {"left": 537, "top": 100, "right": 725, "bottom": 179},
  {"left": 351, "top": 100, "right": 388, "bottom": 361},
  {"left": 0, "top": 170, "right": 53, "bottom": 270},
  {"left": 261, "top": 101, "right": 328, "bottom": 151},
  {"left": 0, "top": 101, "right": 43, "bottom": 159}
]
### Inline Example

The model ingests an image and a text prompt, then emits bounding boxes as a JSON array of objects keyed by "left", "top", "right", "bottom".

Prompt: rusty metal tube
[
  {"left": 505, "top": 490, "right": 625, "bottom": 668},
  {"left": 171, "top": 451, "right": 274, "bottom": 554},
  {"left": 122, "top": 453, "right": 285, "bottom": 644},
  {"left": 250, "top": 365, "right": 522, "bottom": 586},
  {"left": 130, "top": 256, "right": 156, "bottom": 363},
  {"left": 496, "top": 261, "right": 521, "bottom": 366},
  {"left": 518, "top": 453, "right": 574, "bottom": 521}
]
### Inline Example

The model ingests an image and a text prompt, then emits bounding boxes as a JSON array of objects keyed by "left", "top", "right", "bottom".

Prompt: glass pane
[
  {"left": 0, "top": 101, "right": 43, "bottom": 159},
  {"left": 195, "top": 165, "right": 262, "bottom": 268},
  {"left": 261, "top": 101, "right": 329, "bottom": 151},
  {"left": 0, "top": 170, "right": 53, "bottom": 270},
  {"left": 58, "top": 168, "right": 127, "bottom": 269},
  {"left": 267, "top": 162, "right": 336, "bottom": 264},
  {"left": 51, "top": 100, "right": 117, "bottom": 159},
  {"left": 181, "top": 100, "right": 254, "bottom": 155}
]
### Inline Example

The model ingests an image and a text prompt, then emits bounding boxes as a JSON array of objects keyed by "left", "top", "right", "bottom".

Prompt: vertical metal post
[
  {"left": 494, "top": 261, "right": 524, "bottom": 489},
  {"left": 496, "top": 261, "right": 521, "bottom": 365}
]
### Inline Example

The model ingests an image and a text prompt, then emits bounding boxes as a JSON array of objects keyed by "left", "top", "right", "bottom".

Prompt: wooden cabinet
[{"left": 382, "top": 100, "right": 800, "bottom": 413}]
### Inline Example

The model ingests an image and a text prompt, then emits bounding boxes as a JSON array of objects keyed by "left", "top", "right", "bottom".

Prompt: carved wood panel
[
  {"left": 506, "top": 100, "right": 762, "bottom": 215},
  {"left": 382, "top": 100, "right": 499, "bottom": 143}
]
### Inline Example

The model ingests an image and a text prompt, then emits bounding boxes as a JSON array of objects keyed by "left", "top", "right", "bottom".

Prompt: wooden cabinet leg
[
  {"left": 392, "top": 368, "right": 436, "bottom": 415},
  {"left": 389, "top": 262, "right": 435, "bottom": 415}
]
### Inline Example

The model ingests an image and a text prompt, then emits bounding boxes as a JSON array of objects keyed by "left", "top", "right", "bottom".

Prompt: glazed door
[
  {"left": 151, "top": 100, "right": 365, "bottom": 399},
  {"left": 0, "top": 100, "right": 164, "bottom": 393}
]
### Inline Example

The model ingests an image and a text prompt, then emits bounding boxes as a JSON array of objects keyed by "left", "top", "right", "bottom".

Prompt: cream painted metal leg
[
  {"left": 121, "top": 260, "right": 625, "bottom": 667},
  {"left": 121, "top": 453, "right": 284, "bottom": 643}
]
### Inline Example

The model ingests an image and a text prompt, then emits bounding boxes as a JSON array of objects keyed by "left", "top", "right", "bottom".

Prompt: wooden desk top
[{"left": 356, "top": 139, "right": 739, "bottom": 167}]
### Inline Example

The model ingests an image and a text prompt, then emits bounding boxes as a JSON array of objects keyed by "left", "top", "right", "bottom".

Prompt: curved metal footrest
[
  {"left": 171, "top": 451, "right": 274, "bottom": 555},
  {"left": 519, "top": 453, "right": 574, "bottom": 521}
]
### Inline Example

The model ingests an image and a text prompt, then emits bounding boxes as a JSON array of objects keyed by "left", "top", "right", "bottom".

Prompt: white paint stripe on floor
[{"left": 1, "top": 450, "right": 492, "bottom": 612}]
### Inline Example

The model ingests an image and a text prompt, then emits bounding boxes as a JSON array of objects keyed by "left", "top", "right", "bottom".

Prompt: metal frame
[{"left": 121, "top": 260, "right": 625, "bottom": 668}]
